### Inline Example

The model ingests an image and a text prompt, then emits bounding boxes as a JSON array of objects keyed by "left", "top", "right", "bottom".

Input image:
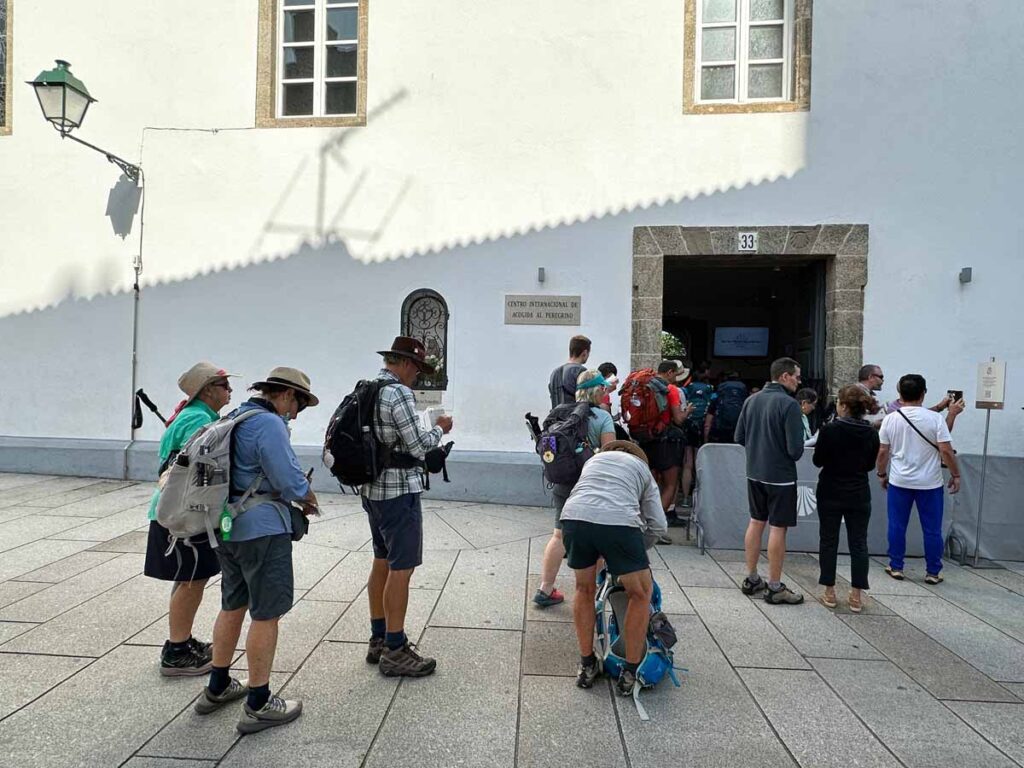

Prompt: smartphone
[{"left": 947, "top": 390, "right": 963, "bottom": 403}]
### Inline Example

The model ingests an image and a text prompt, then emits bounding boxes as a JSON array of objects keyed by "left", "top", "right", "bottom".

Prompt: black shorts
[
  {"left": 561, "top": 519, "right": 649, "bottom": 576},
  {"left": 639, "top": 427, "right": 685, "bottom": 472},
  {"left": 217, "top": 534, "right": 294, "bottom": 620},
  {"left": 683, "top": 420, "right": 705, "bottom": 448},
  {"left": 362, "top": 493, "right": 424, "bottom": 571},
  {"left": 747, "top": 480, "right": 798, "bottom": 528},
  {"left": 551, "top": 483, "right": 573, "bottom": 531},
  {"left": 144, "top": 520, "right": 221, "bottom": 582}
]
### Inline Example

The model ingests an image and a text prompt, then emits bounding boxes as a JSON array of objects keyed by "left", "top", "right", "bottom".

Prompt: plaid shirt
[{"left": 362, "top": 370, "right": 443, "bottom": 500}]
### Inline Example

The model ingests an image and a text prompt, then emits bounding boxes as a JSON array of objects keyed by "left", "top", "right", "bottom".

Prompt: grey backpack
[{"left": 154, "top": 408, "right": 276, "bottom": 550}]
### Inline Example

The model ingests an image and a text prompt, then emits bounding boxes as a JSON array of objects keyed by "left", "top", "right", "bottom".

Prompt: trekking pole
[{"left": 135, "top": 389, "right": 169, "bottom": 426}]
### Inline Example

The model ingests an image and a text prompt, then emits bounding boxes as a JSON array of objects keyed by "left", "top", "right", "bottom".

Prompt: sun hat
[
  {"left": 600, "top": 440, "right": 650, "bottom": 465},
  {"left": 377, "top": 336, "right": 436, "bottom": 375},
  {"left": 671, "top": 360, "right": 691, "bottom": 383},
  {"left": 250, "top": 367, "right": 319, "bottom": 407},
  {"left": 164, "top": 362, "right": 237, "bottom": 425}
]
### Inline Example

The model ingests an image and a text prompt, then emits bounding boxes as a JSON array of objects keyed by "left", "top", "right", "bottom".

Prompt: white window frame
[
  {"left": 695, "top": 0, "right": 794, "bottom": 105},
  {"left": 276, "top": 0, "right": 360, "bottom": 119}
]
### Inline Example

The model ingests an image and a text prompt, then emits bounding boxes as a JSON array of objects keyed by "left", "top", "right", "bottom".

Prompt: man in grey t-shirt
[{"left": 548, "top": 334, "right": 591, "bottom": 408}]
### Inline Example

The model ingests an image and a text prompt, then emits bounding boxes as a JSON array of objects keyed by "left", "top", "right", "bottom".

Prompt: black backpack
[
  {"left": 536, "top": 402, "right": 595, "bottom": 485},
  {"left": 714, "top": 382, "right": 747, "bottom": 434}
]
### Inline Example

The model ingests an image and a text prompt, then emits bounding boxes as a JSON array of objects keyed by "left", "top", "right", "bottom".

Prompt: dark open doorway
[{"left": 662, "top": 256, "right": 826, "bottom": 394}]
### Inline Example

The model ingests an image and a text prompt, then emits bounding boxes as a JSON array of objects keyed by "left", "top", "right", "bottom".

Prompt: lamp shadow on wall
[{"left": 105, "top": 174, "right": 142, "bottom": 239}]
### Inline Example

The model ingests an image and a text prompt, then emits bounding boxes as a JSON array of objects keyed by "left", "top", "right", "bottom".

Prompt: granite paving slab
[
  {"left": 0, "top": 538, "right": 104, "bottom": 582},
  {"left": 433, "top": 507, "right": 552, "bottom": 549},
  {"left": 302, "top": 512, "right": 372, "bottom": 551},
  {"left": 47, "top": 506, "right": 152, "bottom": 542},
  {"left": 405, "top": 548, "right": 459, "bottom": 590},
  {"left": 1003, "top": 683, "right": 1024, "bottom": 698},
  {"left": 291, "top": 541, "right": 347, "bottom": 591},
  {"left": 0, "top": 553, "right": 144, "bottom": 622},
  {"left": 419, "top": 510, "right": 477, "bottom": 550},
  {"left": 839, "top": 614, "right": 1019, "bottom": 702},
  {"left": 873, "top": 594, "right": 1024, "bottom": 681},
  {"left": 708, "top": 548, "right": 749, "bottom": 562},
  {"left": 613, "top": 615, "right": 795, "bottom": 768},
  {"left": 88, "top": 530, "right": 150, "bottom": 553},
  {"left": 0, "top": 581, "right": 47, "bottom": 609},
  {"left": 21, "top": 480, "right": 135, "bottom": 510},
  {"left": 527, "top": 534, "right": 571, "bottom": 579},
  {"left": 455, "top": 502, "right": 553, "bottom": 527},
  {"left": 518, "top": 675, "right": 627, "bottom": 768},
  {"left": 235, "top": 598, "right": 348, "bottom": 673},
  {"left": 219, "top": 642, "right": 399, "bottom": 768},
  {"left": 430, "top": 540, "right": 528, "bottom": 631},
  {"left": 834, "top": 554, "right": 932, "bottom": 596},
  {"left": 0, "top": 514, "right": 98, "bottom": 553},
  {"left": 0, "top": 645, "right": 205, "bottom": 768},
  {"left": 364, "top": 626, "right": 520, "bottom": 768},
  {"left": 0, "top": 473, "right": 57, "bottom": 491},
  {"left": 3, "top": 573, "right": 168, "bottom": 657},
  {"left": 303, "top": 551, "right": 369, "bottom": 602},
  {"left": 0, "top": 652, "right": 93, "bottom": 719},
  {"left": 123, "top": 758, "right": 216, "bottom": 768},
  {"left": 0, "top": 506, "right": 41, "bottom": 524},
  {"left": 522, "top": 620, "right": 580, "bottom": 677},
  {"left": 0, "top": 621, "right": 37, "bottom": 644},
  {"left": 137, "top": 672, "right": 289, "bottom": 762},
  {"left": 327, "top": 589, "right": 438, "bottom": 643},
  {"left": 525, "top": 574, "right": 576, "bottom": 623},
  {"left": 738, "top": 668, "right": 901, "bottom": 768},
  {"left": 36, "top": 484, "right": 155, "bottom": 518},
  {"left": 944, "top": 701, "right": 1024, "bottom": 765},
  {"left": 652, "top": 568, "right": 696, "bottom": 614},
  {"left": 13, "top": 549, "right": 120, "bottom": 583},
  {"left": 753, "top": 596, "right": 884, "bottom": 660},
  {"left": 998, "top": 561, "right": 1024, "bottom": 576},
  {"left": 0, "top": 477, "right": 107, "bottom": 509},
  {"left": 768, "top": 554, "right": 895, "bottom": 615},
  {"left": 656, "top": 543, "right": 736, "bottom": 588},
  {"left": 684, "top": 587, "right": 809, "bottom": 670},
  {"left": 971, "top": 566, "right": 1024, "bottom": 597},
  {"left": 811, "top": 658, "right": 1016, "bottom": 768}
]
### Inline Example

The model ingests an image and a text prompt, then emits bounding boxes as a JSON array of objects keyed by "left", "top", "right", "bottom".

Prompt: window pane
[
  {"left": 283, "top": 0, "right": 313, "bottom": 5},
  {"left": 701, "top": 28, "right": 736, "bottom": 62},
  {"left": 283, "top": 10, "right": 314, "bottom": 43},
  {"left": 701, "top": 65, "right": 735, "bottom": 100},
  {"left": 702, "top": 0, "right": 736, "bottom": 23},
  {"left": 326, "top": 7, "right": 358, "bottom": 40},
  {"left": 283, "top": 46, "right": 314, "bottom": 79},
  {"left": 325, "top": 81, "right": 357, "bottom": 114},
  {"left": 326, "top": 44, "right": 358, "bottom": 77},
  {"left": 750, "top": 0, "right": 784, "bottom": 21},
  {"left": 748, "top": 63, "right": 783, "bottom": 98},
  {"left": 749, "top": 25, "right": 784, "bottom": 59},
  {"left": 283, "top": 82, "right": 314, "bottom": 115}
]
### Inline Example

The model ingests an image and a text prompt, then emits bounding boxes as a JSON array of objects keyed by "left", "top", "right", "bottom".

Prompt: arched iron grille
[{"left": 401, "top": 289, "right": 449, "bottom": 390}]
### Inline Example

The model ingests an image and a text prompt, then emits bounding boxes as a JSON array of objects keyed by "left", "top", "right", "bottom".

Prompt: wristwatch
[{"left": 876, "top": 472, "right": 887, "bottom": 478}]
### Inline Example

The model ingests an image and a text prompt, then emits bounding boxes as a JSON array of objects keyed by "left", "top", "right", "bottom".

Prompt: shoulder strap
[{"left": 895, "top": 408, "right": 940, "bottom": 453}]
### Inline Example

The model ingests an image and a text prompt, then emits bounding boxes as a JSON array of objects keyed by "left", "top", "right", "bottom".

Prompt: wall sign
[
  {"left": 504, "top": 295, "right": 581, "bottom": 325},
  {"left": 738, "top": 232, "right": 758, "bottom": 252},
  {"left": 975, "top": 360, "right": 1006, "bottom": 410}
]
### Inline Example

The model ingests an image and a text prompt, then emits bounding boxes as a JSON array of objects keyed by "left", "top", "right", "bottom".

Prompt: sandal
[
  {"left": 885, "top": 566, "right": 905, "bottom": 581},
  {"left": 848, "top": 592, "right": 863, "bottom": 613},
  {"left": 821, "top": 588, "right": 837, "bottom": 609},
  {"left": 925, "top": 573, "right": 944, "bottom": 585}
]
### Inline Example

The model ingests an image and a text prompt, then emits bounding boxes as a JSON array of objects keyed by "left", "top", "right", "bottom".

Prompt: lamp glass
[
  {"left": 33, "top": 83, "right": 66, "bottom": 125},
  {"left": 63, "top": 87, "right": 92, "bottom": 129}
]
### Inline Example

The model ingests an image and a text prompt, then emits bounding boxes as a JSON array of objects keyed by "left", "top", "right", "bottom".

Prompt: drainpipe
[{"left": 123, "top": 168, "right": 146, "bottom": 480}]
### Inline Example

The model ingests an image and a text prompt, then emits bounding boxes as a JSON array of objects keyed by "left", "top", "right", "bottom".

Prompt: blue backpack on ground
[{"left": 595, "top": 569, "right": 683, "bottom": 720}]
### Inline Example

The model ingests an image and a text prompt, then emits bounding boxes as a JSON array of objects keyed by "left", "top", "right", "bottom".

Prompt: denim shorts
[
  {"left": 216, "top": 534, "right": 294, "bottom": 621},
  {"left": 362, "top": 493, "right": 424, "bottom": 571}
]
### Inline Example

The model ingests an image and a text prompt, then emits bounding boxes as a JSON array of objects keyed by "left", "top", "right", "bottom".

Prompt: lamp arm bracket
[{"left": 61, "top": 130, "right": 142, "bottom": 183}]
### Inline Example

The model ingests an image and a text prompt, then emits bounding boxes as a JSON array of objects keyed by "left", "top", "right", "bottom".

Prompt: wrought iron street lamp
[{"left": 27, "top": 60, "right": 141, "bottom": 182}]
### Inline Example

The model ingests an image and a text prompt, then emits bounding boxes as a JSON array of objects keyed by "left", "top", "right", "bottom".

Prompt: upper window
[
  {"left": 683, "top": 0, "right": 811, "bottom": 114},
  {"left": 0, "top": 0, "right": 10, "bottom": 135},
  {"left": 401, "top": 290, "right": 450, "bottom": 391},
  {"left": 256, "top": 0, "right": 367, "bottom": 128}
]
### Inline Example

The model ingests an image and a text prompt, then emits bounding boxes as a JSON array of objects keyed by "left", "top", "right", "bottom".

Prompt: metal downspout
[{"left": 123, "top": 168, "right": 146, "bottom": 480}]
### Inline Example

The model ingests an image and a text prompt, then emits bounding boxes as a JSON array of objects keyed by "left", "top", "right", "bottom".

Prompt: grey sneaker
[
  {"left": 764, "top": 583, "right": 805, "bottom": 605},
  {"left": 160, "top": 640, "right": 213, "bottom": 677},
  {"left": 379, "top": 642, "right": 437, "bottom": 677},
  {"left": 741, "top": 576, "right": 766, "bottom": 596},
  {"left": 237, "top": 694, "right": 303, "bottom": 734},
  {"left": 616, "top": 669, "right": 638, "bottom": 697},
  {"left": 195, "top": 677, "right": 249, "bottom": 715},
  {"left": 575, "top": 659, "right": 601, "bottom": 689},
  {"left": 366, "top": 636, "right": 386, "bottom": 664}
]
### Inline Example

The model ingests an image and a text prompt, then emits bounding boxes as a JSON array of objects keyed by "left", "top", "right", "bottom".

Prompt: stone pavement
[{"left": 1, "top": 473, "right": 1023, "bottom": 768}]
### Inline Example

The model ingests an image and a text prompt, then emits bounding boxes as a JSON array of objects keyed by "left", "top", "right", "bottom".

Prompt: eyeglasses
[
  {"left": 295, "top": 393, "right": 310, "bottom": 413},
  {"left": 212, "top": 380, "right": 232, "bottom": 391}
]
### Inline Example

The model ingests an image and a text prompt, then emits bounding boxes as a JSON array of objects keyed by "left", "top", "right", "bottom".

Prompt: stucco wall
[{"left": 1, "top": 0, "right": 1022, "bottom": 458}]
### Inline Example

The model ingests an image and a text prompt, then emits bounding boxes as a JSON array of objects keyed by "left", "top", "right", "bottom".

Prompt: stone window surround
[
  {"left": 631, "top": 224, "right": 868, "bottom": 395},
  {"left": 0, "top": 0, "right": 11, "bottom": 136},
  {"left": 255, "top": 0, "right": 368, "bottom": 129},
  {"left": 683, "top": 0, "right": 812, "bottom": 115}
]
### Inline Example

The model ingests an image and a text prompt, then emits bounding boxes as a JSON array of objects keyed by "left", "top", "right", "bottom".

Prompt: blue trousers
[{"left": 887, "top": 484, "right": 944, "bottom": 575}]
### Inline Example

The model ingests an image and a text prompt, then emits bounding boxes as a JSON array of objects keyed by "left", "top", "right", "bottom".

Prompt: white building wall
[{"left": 1, "top": 0, "right": 1022, "bottom": 457}]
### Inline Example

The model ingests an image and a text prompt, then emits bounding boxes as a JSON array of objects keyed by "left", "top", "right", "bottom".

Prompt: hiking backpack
[
  {"left": 536, "top": 402, "right": 595, "bottom": 485},
  {"left": 595, "top": 569, "right": 682, "bottom": 721},
  {"left": 685, "top": 381, "right": 714, "bottom": 424},
  {"left": 619, "top": 369, "right": 669, "bottom": 442},
  {"left": 154, "top": 408, "right": 276, "bottom": 550},
  {"left": 712, "top": 382, "right": 747, "bottom": 435}
]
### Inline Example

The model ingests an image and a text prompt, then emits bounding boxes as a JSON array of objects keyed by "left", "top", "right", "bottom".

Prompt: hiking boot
[
  {"left": 657, "top": 533, "right": 673, "bottom": 546},
  {"left": 616, "top": 669, "right": 638, "bottom": 697},
  {"left": 366, "top": 636, "right": 386, "bottom": 664},
  {"left": 160, "top": 640, "right": 213, "bottom": 677},
  {"left": 237, "top": 694, "right": 303, "bottom": 734},
  {"left": 741, "top": 576, "right": 766, "bottom": 596},
  {"left": 188, "top": 636, "right": 213, "bottom": 657},
  {"left": 532, "top": 588, "right": 565, "bottom": 608},
  {"left": 195, "top": 677, "right": 249, "bottom": 715},
  {"left": 575, "top": 658, "right": 601, "bottom": 689},
  {"left": 764, "top": 583, "right": 805, "bottom": 605},
  {"left": 379, "top": 642, "right": 437, "bottom": 677}
]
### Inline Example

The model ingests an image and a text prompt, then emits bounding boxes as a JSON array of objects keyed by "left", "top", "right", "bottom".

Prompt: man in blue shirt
[{"left": 195, "top": 367, "right": 319, "bottom": 735}]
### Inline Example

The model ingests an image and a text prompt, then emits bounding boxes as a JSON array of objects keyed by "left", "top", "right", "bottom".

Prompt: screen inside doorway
[{"left": 714, "top": 327, "right": 770, "bottom": 357}]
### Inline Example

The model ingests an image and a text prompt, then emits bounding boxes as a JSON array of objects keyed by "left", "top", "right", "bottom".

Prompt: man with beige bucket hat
[
  {"left": 195, "top": 367, "right": 320, "bottom": 734},
  {"left": 145, "top": 361, "right": 237, "bottom": 676}
]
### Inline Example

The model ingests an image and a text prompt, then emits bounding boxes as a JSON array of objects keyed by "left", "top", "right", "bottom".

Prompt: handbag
[
  {"left": 895, "top": 408, "right": 955, "bottom": 468},
  {"left": 289, "top": 504, "right": 309, "bottom": 542}
]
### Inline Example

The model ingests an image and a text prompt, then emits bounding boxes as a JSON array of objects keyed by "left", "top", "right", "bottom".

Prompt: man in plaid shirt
[{"left": 363, "top": 336, "right": 453, "bottom": 677}]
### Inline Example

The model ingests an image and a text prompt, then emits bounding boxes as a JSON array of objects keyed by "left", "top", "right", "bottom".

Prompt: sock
[
  {"left": 247, "top": 683, "right": 271, "bottom": 711},
  {"left": 370, "top": 617, "right": 386, "bottom": 640},
  {"left": 768, "top": 580, "right": 782, "bottom": 591},
  {"left": 623, "top": 661, "right": 639, "bottom": 674},
  {"left": 385, "top": 630, "right": 407, "bottom": 650},
  {"left": 167, "top": 638, "right": 191, "bottom": 653},
  {"left": 581, "top": 652, "right": 597, "bottom": 667},
  {"left": 747, "top": 571, "right": 761, "bottom": 583},
  {"left": 208, "top": 665, "right": 231, "bottom": 696}
]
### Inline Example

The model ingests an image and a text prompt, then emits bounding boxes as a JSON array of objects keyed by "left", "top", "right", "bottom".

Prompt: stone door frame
[{"left": 631, "top": 224, "right": 868, "bottom": 394}]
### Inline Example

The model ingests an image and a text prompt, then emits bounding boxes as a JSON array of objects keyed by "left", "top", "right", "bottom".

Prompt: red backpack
[{"left": 619, "top": 369, "right": 668, "bottom": 442}]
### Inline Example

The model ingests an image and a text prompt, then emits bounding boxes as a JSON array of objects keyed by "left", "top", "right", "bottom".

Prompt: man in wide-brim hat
[
  {"left": 145, "top": 361, "right": 237, "bottom": 677},
  {"left": 361, "top": 337, "right": 453, "bottom": 678}
]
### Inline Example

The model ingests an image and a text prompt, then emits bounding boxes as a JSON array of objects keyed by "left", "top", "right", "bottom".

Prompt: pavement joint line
[
  {"left": 512, "top": 532, "right": 532, "bottom": 767},
  {"left": 429, "top": 508, "right": 483, "bottom": 550},
  {"left": 910, "top": 573, "right": 1024, "bottom": 645},
  {"left": 9, "top": 545, "right": 136, "bottom": 591},
  {"left": 608, "top": 674, "right": 635, "bottom": 768},
  {"left": 0, "top": 648, "right": 101, "bottom": 658},
  {"left": 426, "top": 624, "right": 524, "bottom": 634},
  {"left": 0, "top": 648, "right": 106, "bottom": 726}
]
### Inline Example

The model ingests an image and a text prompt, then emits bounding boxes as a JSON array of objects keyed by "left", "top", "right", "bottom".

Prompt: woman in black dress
[{"left": 814, "top": 385, "right": 880, "bottom": 612}]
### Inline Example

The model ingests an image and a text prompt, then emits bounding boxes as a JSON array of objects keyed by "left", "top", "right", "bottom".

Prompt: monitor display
[{"left": 714, "top": 327, "right": 770, "bottom": 357}]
